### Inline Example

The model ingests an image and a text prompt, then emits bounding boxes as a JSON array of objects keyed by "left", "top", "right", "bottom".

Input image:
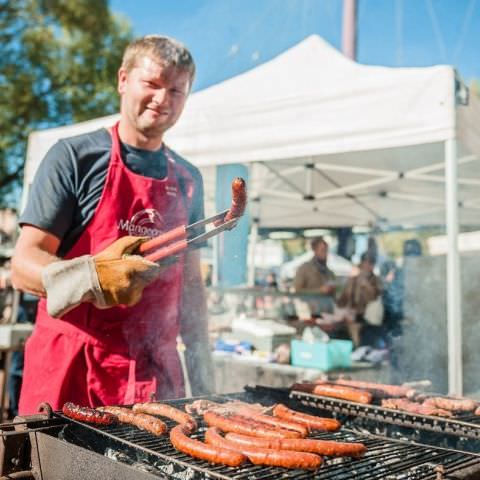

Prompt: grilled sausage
[
  {"left": 325, "top": 379, "right": 416, "bottom": 399},
  {"left": 133, "top": 402, "right": 197, "bottom": 433},
  {"left": 170, "top": 425, "right": 246, "bottom": 467},
  {"left": 422, "top": 397, "right": 476, "bottom": 413},
  {"left": 224, "top": 177, "right": 247, "bottom": 222},
  {"left": 62, "top": 402, "right": 117, "bottom": 425},
  {"left": 184, "top": 399, "right": 267, "bottom": 416},
  {"left": 312, "top": 384, "right": 373, "bottom": 404},
  {"left": 246, "top": 413, "right": 308, "bottom": 437},
  {"left": 214, "top": 177, "right": 247, "bottom": 227},
  {"left": 203, "top": 410, "right": 302, "bottom": 438},
  {"left": 99, "top": 406, "right": 167, "bottom": 435},
  {"left": 205, "top": 427, "right": 322, "bottom": 470},
  {"left": 225, "top": 432, "right": 367, "bottom": 458},
  {"left": 381, "top": 398, "right": 453, "bottom": 417},
  {"left": 273, "top": 404, "right": 341, "bottom": 432},
  {"left": 475, "top": 406, "right": 480, "bottom": 416}
]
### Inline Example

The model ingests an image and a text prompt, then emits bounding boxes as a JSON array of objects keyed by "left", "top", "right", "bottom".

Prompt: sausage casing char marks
[
  {"left": 273, "top": 404, "right": 341, "bottom": 432},
  {"left": 62, "top": 402, "right": 117, "bottom": 425},
  {"left": 99, "top": 406, "right": 167, "bottom": 435},
  {"left": 205, "top": 427, "right": 322, "bottom": 470},
  {"left": 225, "top": 432, "right": 366, "bottom": 458},
  {"left": 170, "top": 425, "right": 246, "bottom": 467},
  {"left": 203, "top": 410, "right": 302, "bottom": 439},
  {"left": 133, "top": 402, "right": 197, "bottom": 433}
]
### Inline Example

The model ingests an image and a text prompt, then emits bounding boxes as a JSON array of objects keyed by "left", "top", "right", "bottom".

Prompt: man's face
[
  {"left": 313, "top": 242, "right": 328, "bottom": 262},
  {"left": 360, "top": 260, "right": 374, "bottom": 273},
  {"left": 118, "top": 56, "right": 191, "bottom": 138}
]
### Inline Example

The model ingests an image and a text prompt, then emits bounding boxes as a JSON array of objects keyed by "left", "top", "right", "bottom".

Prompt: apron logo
[
  {"left": 118, "top": 208, "right": 165, "bottom": 238},
  {"left": 166, "top": 185, "right": 178, "bottom": 197}
]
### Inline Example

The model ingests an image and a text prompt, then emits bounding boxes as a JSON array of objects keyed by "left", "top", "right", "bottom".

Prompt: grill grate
[
  {"left": 284, "top": 387, "right": 480, "bottom": 440},
  {"left": 52, "top": 394, "right": 480, "bottom": 480}
]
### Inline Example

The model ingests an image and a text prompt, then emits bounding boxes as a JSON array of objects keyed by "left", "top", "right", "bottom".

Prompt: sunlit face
[{"left": 118, "top": 56, "right": 191, "bottom": 138}]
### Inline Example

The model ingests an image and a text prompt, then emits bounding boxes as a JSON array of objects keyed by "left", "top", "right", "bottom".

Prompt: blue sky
[{"left": 110, "top": 0, "right": 480, "bottom": 92}]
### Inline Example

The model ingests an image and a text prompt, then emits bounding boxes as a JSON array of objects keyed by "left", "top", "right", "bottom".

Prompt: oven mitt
[{"left": 42, "top": 236, "right": 162, "bottom": 318}]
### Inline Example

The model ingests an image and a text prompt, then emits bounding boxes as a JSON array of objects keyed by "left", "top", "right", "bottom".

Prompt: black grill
[{"left": 47, "top": 394, "right": 480, "bottom": 480}]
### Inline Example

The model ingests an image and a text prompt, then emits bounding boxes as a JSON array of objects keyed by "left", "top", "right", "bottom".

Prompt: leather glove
[
  {"left": 94, "top": 236, "right": 161, "bottom": 307},
  {"left": 42, "top": 236, "right": 162, "bottom": 318}
]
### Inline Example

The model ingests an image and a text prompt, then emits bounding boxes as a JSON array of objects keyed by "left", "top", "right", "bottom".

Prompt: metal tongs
[{"left": 138, "top": 210, "right": 239, "bottom": 263}]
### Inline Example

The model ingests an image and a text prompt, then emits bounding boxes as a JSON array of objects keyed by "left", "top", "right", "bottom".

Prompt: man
[
  {"left": 12, "top": 35, "right": 213, "bottom": 414},
  {"left": 337, "top": 252, "right": 383, "bottom": 346},
  {"left": 294, "top": 237, "right": 336, "bottom": 316}
]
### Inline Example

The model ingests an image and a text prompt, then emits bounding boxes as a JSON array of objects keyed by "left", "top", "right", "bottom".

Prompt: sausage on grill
[
  {"left": 381, "top": 398, "right": 453, "bottom": 417},
  {"left": 205, "top": 427, "right": 322, "bottom": 470},
  {"left": 326, "top": 379, "right": 415, "bottom": 399},
  {"left": 62, "top": 402, "right": 117, "bottom": 425},
  {"left": 225, "top": 432, "right": 367, "bottom": 458},
  {"left": 422, "top": 397, "right": 477, "bottom": 413},
  {"left": 99, "top": 406, "right": 167, "bottom": 435},
  {"left": 133, "top": 402, "right": 197, "bottom": 433},
  {"left": 273, "top": 404, "right": 341, "bottom": 432},
  {"left": 170, "top": 425, "right": 246, "bottom": 467},
  {"left": 312, "top": 384, "right": 373, "bottom": 404},
  {"left": 246, "top": 412, "right": 308, "bottom": 437},
  {"left": 185, "top": 399, "right": 267, "bottom": 416},
  {"left": 203, "top": 410, "right": 302, "bottom": 438}
]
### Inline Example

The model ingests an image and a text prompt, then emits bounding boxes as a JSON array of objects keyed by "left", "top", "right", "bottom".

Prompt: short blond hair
[{"left": 121, "top": 35, "right": 195, "bottom": 81}]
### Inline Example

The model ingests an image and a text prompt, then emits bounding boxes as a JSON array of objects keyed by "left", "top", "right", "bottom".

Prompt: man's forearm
[{"left": 11, "top": 245, "right": 58, "bottom": 297}]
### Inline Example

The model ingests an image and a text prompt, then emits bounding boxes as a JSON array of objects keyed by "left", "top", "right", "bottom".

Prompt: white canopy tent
[{"left": 23, "top": 35, "right": 480, "bottom": 394}]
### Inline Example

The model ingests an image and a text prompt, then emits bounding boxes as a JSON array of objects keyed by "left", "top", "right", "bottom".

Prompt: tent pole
[
  {"left": 247, "top": 220, "right": 259, "bottom": 287},
  {"left": 445, "top": 138, "right": 463, "bottom": 396}
]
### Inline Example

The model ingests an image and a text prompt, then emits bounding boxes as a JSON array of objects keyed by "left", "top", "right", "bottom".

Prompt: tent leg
[
  {"left": 445, "top": 138, "right": 463, "bottom": 396},
  {"left": 247, "top": 221, "right": 259, "bottom": 287}
]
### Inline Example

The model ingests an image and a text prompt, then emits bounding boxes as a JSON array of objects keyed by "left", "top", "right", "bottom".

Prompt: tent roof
[
  {"left": 168, "top": 35, "right": 456, "bottom": 166},
  {"left": 23, "top": 35, "right": 480, "bottom": 229}
]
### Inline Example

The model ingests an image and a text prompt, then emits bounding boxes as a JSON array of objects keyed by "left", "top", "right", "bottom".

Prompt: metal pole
[
  {"left": 342, "top": 0, "right": 358, "bottom": 60},
  {"left": 247, "top": 221, "right": 259, "bottom": 287},
  {"left": 445, "top": 138, "right": 463, "bottom": 395}
]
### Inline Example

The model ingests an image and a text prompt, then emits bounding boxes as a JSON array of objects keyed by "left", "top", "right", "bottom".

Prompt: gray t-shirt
[{"left": 21, "top": 128, "right": 205, "bottom": 257}]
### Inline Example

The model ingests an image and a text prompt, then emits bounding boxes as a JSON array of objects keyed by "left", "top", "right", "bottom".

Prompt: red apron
[{"left": 19, "top": 123, "right": 193, "bottom": 414}]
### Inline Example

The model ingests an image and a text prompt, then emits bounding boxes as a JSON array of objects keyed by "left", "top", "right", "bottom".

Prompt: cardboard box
[
  {"left": 291, "top": 339, "right": 353, "bottom": 371},
  {"left": 230, "top": 317, "right": 296, "bottom": 353}
]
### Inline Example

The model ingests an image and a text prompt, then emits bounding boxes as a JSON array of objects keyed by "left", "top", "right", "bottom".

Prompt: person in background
[
  {"left": 12, "top": 35, "right": 213, "bottom": 414},
  {"left": 294, "top": 237, "right": 336, "bottom": 316},
  {"left": 337, "top": 252, "right": 383, "bottom": 347},
  {"left": 265, "top": 271, "right": 279, "bottom": 290}
]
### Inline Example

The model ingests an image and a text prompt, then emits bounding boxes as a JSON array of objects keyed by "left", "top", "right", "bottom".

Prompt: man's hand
[
  {"left": 94, "top": 236, "right": 161, "bottom": 307},
  {"left": 42, "top": 236, "right": 162, "bottom": 317}
]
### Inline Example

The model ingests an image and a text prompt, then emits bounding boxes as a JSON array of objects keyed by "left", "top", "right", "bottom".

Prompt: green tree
[{"left": 0, "top": 0, "right": 133, "bottom": 206}]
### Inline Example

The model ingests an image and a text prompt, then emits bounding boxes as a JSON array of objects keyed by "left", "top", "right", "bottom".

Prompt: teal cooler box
[{"left": 291, "top": 339, "right": 353, "bottom": 371}]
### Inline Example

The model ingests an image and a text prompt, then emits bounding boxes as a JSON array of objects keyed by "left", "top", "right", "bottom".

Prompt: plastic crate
[{"left": 291, "top": 339, "right": 353, "bottom": 371}]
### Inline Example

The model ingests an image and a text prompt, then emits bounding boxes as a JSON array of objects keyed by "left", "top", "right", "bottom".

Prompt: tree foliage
[{"left": 0, "top": 0, "right": 133, "bottom": 206}]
